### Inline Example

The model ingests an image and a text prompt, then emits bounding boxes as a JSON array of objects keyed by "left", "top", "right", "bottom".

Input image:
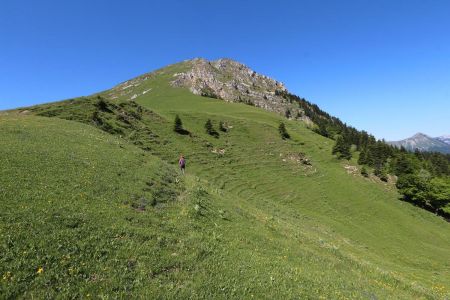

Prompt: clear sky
[{"left": 1, "top": 0, "right": 449, "bottom": 140}]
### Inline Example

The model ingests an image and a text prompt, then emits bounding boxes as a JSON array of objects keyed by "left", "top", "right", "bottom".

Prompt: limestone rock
[{"left": 171, "top": 58, "right": 304, "bottom": 118}]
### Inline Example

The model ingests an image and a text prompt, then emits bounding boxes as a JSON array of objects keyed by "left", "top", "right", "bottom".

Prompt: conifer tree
[
  {"left": 332, "top": 136, "right": 352, "bottom": 160},
  {"left": 173, "top": 114, "right": 184, "bottom": 133},
  {"left": 315, "top": 122, "right": 328, "bottom": 137},
  {"left": 279, "top": 122, "right": 290, "bottom": 139},
  {"left": 374, "top": 163, "right": 389, "bottom": 182},
  {"left": 358, "top": 148, "right": 368, "bottom": 165}
]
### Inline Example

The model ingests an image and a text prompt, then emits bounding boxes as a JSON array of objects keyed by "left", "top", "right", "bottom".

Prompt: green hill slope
[{"left": 1, "top": 60, "right": 449, "bottom": 298}]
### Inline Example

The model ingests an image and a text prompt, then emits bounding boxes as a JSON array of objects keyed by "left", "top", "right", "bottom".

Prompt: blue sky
[{"left": 1, "top": 0, "right": 449, "bottom": 140}]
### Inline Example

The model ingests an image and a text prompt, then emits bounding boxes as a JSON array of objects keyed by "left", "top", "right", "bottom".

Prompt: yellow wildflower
[
  {"left": 37, "top": 267, "right": 44, "bottom": 274},
  {"left": 2, "top": 271, "right": 12, "bottom": 280}
]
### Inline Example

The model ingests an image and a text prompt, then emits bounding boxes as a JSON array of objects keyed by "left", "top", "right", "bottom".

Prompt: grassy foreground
[{"left": 1, "top": 61, "right": 449, "bottom": 298}]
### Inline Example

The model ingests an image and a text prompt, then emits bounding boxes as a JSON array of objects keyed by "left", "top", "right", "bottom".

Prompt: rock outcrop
[{"left": 171, "top": 58, "right": 304, "bottom": 118}]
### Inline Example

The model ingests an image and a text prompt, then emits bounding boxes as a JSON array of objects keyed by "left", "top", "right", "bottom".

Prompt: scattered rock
[
  {"left": 211, "top": 148, "right": 226, "bottom": 155},
  {"left": 142, "top": 88, "right": 152, "bottom": 95},
  {"left": 280, "top": 152, "right": 312, "bottom": 166},
  {"left": 344, "top": 165, "right": 358, "bottom": 175}
]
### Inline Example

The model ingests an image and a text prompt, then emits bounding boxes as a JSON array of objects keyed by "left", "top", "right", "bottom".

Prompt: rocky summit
[
  {"left": 104, "top": 58, "right": 312, "bottom": 124},
  {"left": 171, "top": 58, "right": 301, "bottom": 116}
]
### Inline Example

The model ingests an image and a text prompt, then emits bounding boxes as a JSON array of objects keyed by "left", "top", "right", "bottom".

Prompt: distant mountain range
[
  {"left": 436, "top": 135, "right": 450, "bottom": 145},
  {"left": 388, "top": 133, "right": 450, "bottom": 154}
]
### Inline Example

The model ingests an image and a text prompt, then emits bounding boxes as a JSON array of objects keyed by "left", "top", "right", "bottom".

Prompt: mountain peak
[
  {"left": 104, "top": 57, "right": 311, "bottom": 122},
  {"left": 186, "top": 57, "right": 245, "bottom": 65},
  {"left": 411, "top": 132, "right": 430, "bottom": 139},
  {"left": 389, "top": 133, "right": 450, "bottom": 154},
  {"left": 171, "top": 57, "right": 297, "bottom": 116}
]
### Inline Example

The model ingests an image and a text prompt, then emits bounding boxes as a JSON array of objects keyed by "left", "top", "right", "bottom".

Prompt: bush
[
  {"left": 285, "top": 109, "right": 291, "bottom": 119},
  {"left": 92, "top": 111, "right": 102, "bottom": 125},
  {"left": 361, "top": 166, "right": 369, "bottom": 177},
  {"left": 200, "top": 87, "right": 220, "bottom": 99},
  {"left": 396, "top": 174, "right": 429, "bottom": 207},
  {"left": 219, "top": 121, "right": 227, "bottom": 132},
  {"left": 95, "top": 97, "right": 111, "bottom": 112}
]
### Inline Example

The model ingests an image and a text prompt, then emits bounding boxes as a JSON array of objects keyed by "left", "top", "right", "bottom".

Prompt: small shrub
[
  {"left": 101, "top": 120, "right": 123, "bottom": 135},
  {"left": 245, "top": 99, "right": 255, "bottom": 106},
  {"left": 285, "top": 109, "right": 291, "bottom": 119},
  {"left": 219, "top": 121, "right": 227, "bottom": 132},
  {"left": 361, "top": 166, "right": 369, "bottom": 177},
  {"left": 95, "top": 97, "right": 111, "bottom": 112},
  {"left": 116, "top": 113, "right": 131, "bottom": 125},
  {"left": 374, "top": 165, "right": 389, "bottom": 182},
  {"left": 200, "top": 87, "right": 220, "bottom": 99},
  {"left": 92, "top": 111, "right": 103, "bottom": 125},
  {"left": 379, "top": 172, "right": 389, "bottom": 182}
]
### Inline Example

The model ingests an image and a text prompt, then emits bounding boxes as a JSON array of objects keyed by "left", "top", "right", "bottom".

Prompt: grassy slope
[{"left": 0, "top": 61, "right": 449, "bottom": 298}]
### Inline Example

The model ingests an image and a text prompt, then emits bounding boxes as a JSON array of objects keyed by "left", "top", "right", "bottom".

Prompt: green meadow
[{"left": 1, "top": 61, "right": 449, "bottom": 298}]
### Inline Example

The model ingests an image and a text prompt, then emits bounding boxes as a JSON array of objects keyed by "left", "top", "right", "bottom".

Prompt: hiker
[{"left": 179, "top": 155, "right": 186, "bottom": 174}]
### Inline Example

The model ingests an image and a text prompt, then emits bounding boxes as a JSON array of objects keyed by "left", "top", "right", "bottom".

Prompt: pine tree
[
  {"left": 332, "top": 136, "right": 351, "bottom": 160},
  {"left": 173, "top": 115, "right": 184, "bottom": 133},
  {"left": 205, "top": 119, "right": 213, "bottom": 133},
  {"left": 358, "top": 148, "right": 368, "bottom": 165},
  {"left": 414, "top": 148, "right": 423, "bottom": 160},
  {"left": 279, "top": 122, "right": 290, "bottom": 139},
  {"left": 315, "top": 122, "right": 328, "bottom": 137},
  {"left": 341, "top": 144, "right": 352, "bottom": 160},
  {"left": 374, "top": 163, "right": 389, "bottom": 182},
  {"left": 357, "top": 131, "right": 369, "bottom": 151},
  {"left": 393, "top": 153, "right": 416, "bottom": 176}
]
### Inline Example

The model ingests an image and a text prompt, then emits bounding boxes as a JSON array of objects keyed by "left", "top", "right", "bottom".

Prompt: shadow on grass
[
  {"left": 398, "top": 196, "right": 450, "bottom": 222},
  {"left": 175, "top": 129, "right": 191, "bottom": 135}
]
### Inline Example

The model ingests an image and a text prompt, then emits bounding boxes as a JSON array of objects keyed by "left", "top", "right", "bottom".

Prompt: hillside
[
  {"left": 389, "top": 133, "right": 450, "bottom": 154},
  {"left": 1, "top": 58, "right": 450, "bottom": 298}
]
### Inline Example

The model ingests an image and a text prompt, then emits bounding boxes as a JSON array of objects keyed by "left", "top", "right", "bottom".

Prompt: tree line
[{"left": 278, "top": 91, "right": 450, "bottom": 219}]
